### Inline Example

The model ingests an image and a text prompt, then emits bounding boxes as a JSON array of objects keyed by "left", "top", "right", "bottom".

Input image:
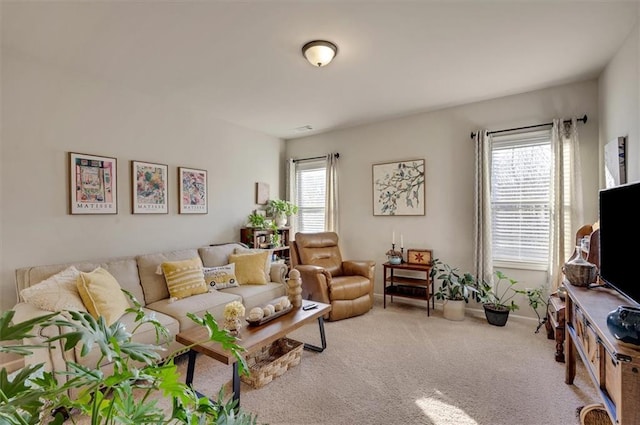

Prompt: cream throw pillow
[
  {"left": 229, "top": 251, "right": 269, "bottom": 285},
  {"left": 20, "top": 266, "right": 87, "bottom": 312},
  {"left": 161, "top": 257, "right": 208, "bottom": 300},
  {"left": 77, "top": 267, "right": 130, "bottom": 325},
  {"left": 203, "top": 264, "right": 239, "bottom": 289}
]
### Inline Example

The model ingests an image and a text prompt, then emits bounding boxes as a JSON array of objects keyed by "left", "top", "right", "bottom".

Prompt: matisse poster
[
  {"left": 132, "top": 160, "right": 168, "bottom": 214},
  {"left": 179, "top": 167, "right": 207, "bottom": 214},
  {"left": 69, "top": 152, "right": 117, "bottom": 215}
]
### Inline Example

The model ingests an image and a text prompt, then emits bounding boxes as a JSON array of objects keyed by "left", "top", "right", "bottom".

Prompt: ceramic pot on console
[
  {"left": 562, "top": 245, "right": 598, "bottom": 287},
  {"left": 606, "top": 305, "right": 640, "bottom": 346}
]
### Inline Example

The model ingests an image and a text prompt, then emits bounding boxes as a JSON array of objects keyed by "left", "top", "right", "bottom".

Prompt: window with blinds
[
  {"left": 491, "top": 130, "right": 552, "bottom": 267},
  {"left": 293, "top": 159, "right": 326, "bottom": 233}
]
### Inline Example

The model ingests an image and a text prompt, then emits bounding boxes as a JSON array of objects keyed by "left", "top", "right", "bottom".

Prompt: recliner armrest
[
  {"left": 343, "top": 260, "right": 375, "bottom": 280},
  {"left": 294, "top": 265, "right": 332, "bottom": 304}
]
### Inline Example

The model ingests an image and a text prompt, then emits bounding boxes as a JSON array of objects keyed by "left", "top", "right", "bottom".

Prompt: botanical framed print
[
  {"left": 131, "top": 160, "right": 168, "bottom": 214},
  {"left": 407, "top": 249, "right": 433, "bottom": 265},
  {"left": 69, "top": 152, "right": 117, "bottom": 214},
  {"left": 178, "top": 167, "right": 207, "bottom": 214},
  {"left": 373, "top": 159, "right": 425, "bottom": 216}
]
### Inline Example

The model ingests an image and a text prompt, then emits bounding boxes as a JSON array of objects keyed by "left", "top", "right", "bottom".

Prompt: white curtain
[
  {"left": 286, "top": 158, "right": 297, "bottom": 237},
  {"left": 473, "top": 130, "right": 493, "bottom": 284},
  {"left": 549, "top": 118, "right": 583, "bottom": 291},
  {"left": 325, "top": 153, "right": 339, "bottom": 233}
]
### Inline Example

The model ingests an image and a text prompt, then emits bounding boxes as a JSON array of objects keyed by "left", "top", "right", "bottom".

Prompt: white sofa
[{"left": 11, "top": 243, "right": 287, "bottom": 378}]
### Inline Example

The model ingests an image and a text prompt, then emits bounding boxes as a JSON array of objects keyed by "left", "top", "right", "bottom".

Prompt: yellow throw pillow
[
  {"left": 77, "top": 267, "right": 130, "bottom": 325},
  {"left": 229, "top": 251, "right": 269, "bottom": 285},
  {"left": 161, "top": 257, "right": 208, "bottom": 300}
]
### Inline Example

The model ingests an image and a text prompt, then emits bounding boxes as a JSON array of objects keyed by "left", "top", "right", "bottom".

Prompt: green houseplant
[
  {"left": 475, "top": 270, "right": 521, "bottom": 326},
  {"left": 247, "top": 212, "right": 266, "bottom": 229},
  {"left": 267, "top": 199, "right": 298, "bottom": 227},
  {"left": 0, "top": 291, "right": 259, "bottom": 425},
  {"left": 430, "top": 258, "right": 477, "bottom": 321}
]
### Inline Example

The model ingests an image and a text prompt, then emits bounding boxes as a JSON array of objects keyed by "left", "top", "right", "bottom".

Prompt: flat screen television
[{"left": 598, "top": 181, "right": 640, "bottom": 306}]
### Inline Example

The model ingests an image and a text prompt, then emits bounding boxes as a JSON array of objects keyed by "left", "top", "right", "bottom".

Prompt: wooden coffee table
[{"left": 175, "top": 300, "right": 331, "bottom": 408}]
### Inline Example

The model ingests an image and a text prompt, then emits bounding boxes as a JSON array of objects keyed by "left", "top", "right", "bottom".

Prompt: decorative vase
[
  {"left": 562, "top": 245, "right": 598, "bottom": 287},
  {"left": 606, "top": 305, "right": 640, "bottom": 346},
  {"left": 443, "top": 299, "right": 465, "bottom": 321},
  {"left": 275, "top": 213, "right": 287, "bottom": 227},
  {"left": 388, "top": 255, "right": 402, "bottom": 265},
  {"left": 224, "top": 317, "right": 242, "bottom": 335},
  {"left": 483, "top": 304, "right": 510, "bottom": 327}
]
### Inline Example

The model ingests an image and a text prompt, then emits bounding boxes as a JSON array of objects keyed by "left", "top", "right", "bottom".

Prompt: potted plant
[
  {"left": 268, "top": 199, "right": 298, "bottom": 227},
  {"left": 475, "top": 270, "right": 520, "bottom": 326},
  {"left": 430, "top": 258, "right": 477, "bottom": 321},
  {"left": 0, "top": 291, "right": 260, "bottom": 424},
  {"left": 247, "top": 211, "right": 266, "bottom": 228}
]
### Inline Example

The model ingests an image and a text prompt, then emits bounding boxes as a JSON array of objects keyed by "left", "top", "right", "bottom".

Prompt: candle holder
[{"left": 400, "top": 247, "right": 404, "bottom": 262}]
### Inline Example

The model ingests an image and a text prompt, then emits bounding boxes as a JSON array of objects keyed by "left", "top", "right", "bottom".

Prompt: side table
[
  {"left": 383, "top": 262, "right": 434, "bottom": 316},
  {"left": 545, "top": 293, "right": 566, "bottom": 362}
]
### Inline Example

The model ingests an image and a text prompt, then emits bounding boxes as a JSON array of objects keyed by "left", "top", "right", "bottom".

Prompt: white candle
[
  {"left": 392, "top": 231, "right": 395, "bottom": 245},
  {"left": 401, "top": 234, "right": 404, "bottom": 248}
]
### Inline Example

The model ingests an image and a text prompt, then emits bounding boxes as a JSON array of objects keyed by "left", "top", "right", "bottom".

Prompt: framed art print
[
  {"left": 407, "top": 249, "right": 433, "bottom": 265},
  {"left": 69, "top": 152, "right": 117, "bottom": 215},
  {"left": 132, "top": 160, "right": 168, "bottom": 214},
  {"left": 373, "top": 158, "right": 425, "bottom": 216},
  {"left": 179, "top": 167, "right": 207, "bottom": 214}
]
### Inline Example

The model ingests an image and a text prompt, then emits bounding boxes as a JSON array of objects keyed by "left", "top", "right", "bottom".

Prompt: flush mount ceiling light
[{"left": 302, "top": 40, "right": 338, "bottom": 67}]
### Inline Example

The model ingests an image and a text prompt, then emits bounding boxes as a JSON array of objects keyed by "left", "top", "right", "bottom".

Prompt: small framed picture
[
  {"left": 131, "top": 160, "right": 168, "bottom": 214},
  {"left": 256, "top": 182, "right": 269, "bottom": 205},
  {"left": 178, "top": 167, "right": 207, "bottom": 214},
  {"left": 407, "top": 249, "right": 433, "bottom": 265},
  {"left": 69, "top": 152, "right": 117, "bottom": 215}
]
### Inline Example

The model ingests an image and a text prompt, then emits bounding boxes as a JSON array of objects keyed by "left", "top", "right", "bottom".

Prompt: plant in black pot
[
  {"left": 475, "top": 270, "right": 520, "bottom": 326},
  {"left": 430, "top": 258, "right": 477, "bottom": 321}
]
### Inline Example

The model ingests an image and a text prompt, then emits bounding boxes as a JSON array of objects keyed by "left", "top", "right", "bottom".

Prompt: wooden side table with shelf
[
  {"left": 383, "top": 262, "right": 434, "bottom": 316},
  {"left": 545, "top": 293, "right": 566, "bottom": 362}
]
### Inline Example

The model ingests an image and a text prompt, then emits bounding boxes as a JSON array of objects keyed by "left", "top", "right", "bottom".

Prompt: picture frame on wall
[
  {"left": 131, "top": 160, "right": 168, "bottom": 214},
  {"left": 256, "top": 182, "right": 269, "bottom": 205},
  {"left": 178, "top": 167, "right": 207, "bottom": 214},
  {"left": 372, "top": 158, "right": 425, "bottom": 216},
  {"left": 69, "top": 152, "right": 117, "bottom": 215}
]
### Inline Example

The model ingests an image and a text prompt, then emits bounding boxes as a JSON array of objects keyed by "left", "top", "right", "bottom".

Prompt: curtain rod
[
  {"left": 292, "top": 153, "right": 340, "bottom": 163},
  {"left": 469, "top": 115, "right": 587, "bottom": 140}
]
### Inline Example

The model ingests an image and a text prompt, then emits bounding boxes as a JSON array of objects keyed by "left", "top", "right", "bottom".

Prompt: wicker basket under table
[{"left": 241, "top": 337, "right": 303, "bottom": 389}]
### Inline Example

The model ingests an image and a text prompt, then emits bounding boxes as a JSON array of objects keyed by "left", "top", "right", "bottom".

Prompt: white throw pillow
[
  {"left": 20, "top": 266, "right": 87, "bottom": 312},
  {"left": 203, "top": 264, "right": 240, "bottom": 289}
]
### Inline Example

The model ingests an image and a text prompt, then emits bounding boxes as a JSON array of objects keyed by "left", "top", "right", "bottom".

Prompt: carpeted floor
[{"left": 178, "top": 299, "right": 599, "bottom": 425}]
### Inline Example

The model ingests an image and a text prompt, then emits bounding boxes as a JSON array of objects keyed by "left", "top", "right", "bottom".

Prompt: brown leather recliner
[{"left": 290, "top": 232, "right": 375, "bottom": 321}]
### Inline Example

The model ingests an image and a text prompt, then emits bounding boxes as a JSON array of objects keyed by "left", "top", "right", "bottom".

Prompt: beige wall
[
  {"left": 286, "top": 80, "right": 600, "bottom": 318},
  {"left": 599, "top": 17, "right": 640, "bottom": 186},
  {"left": 0, "top": 52, "right": 284, "bottom": 311}
]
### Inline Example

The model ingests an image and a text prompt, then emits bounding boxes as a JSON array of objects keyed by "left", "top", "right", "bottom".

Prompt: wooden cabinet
[
  {"left": 240, "top": 227, "right": 290, "bottom": 263},
  {"left": 545, "top": 294, "right": 566, "bottom": 362},
  {"left": 565, "top": 283, "right": 640, "bottom": 425},
  {"left": 383, "top": 262, "right": 434, "bottom": 316}
]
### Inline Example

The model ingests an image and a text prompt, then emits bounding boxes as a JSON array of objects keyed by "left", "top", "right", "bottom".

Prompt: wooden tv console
[{"left": 565, "top": 283, "right": 640, "bottom": 425}]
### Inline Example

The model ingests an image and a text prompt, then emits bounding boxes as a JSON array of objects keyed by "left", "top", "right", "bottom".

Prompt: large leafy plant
[
  {"left": 267, "top": 199, "right": 298, "bottom": 217},
  {"left": 430, "top": 258, "right": 477, "bottom": 302},
  {"left": 475, "top": 270, "right": 521, "bottom": 312},
  {"left": 0, "top": 291, "right": 259, "bottom": 425}
]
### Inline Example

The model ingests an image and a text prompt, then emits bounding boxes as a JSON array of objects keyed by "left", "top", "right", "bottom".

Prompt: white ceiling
[{"left": 2, "top": 1, "right": 638, "bottom": 140}]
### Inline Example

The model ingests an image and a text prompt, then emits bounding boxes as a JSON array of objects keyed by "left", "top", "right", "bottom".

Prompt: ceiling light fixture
[{"left": 302, "top": 40, "right": 338, "bottom": 67}]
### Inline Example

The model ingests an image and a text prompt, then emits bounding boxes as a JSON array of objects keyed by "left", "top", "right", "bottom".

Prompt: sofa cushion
[
  {"left": 221, "top": 283, "right": 287, "bottom": 311},
  {"left": 198, "top": 244, "right": 246, "bottom": 268},
  {"left": 233, "top": 247, "right": 272, "bottom": 280},
  {"left": 20, "top": 266, "right": 87, "bottom": 312},
  {"left": 137, "top": 249, "right": 200, "bottom": 304},
  {"left": 328, "top": 275, "right": 372, "bottom": 300},
  {"left": 77, "top": 267, "right": 131, "bottom": 326},
  {"left": 203, "top": 264, "right": 239, "bottom": 289},
  {"left": 146, "top": 290, "right": 241, "bottom": 330},
  {"left": 161, "top": 257, "right": 208, "bottom": 300},
  {"left": 229, "top": 252, "right": 269, "bottom": 285}
]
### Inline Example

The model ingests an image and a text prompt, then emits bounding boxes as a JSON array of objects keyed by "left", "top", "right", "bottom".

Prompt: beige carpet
[{"left": 178, "top": 299, "right": 599, "bottom": 425}]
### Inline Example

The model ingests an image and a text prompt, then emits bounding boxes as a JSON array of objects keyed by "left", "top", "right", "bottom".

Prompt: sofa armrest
[
  {"left": 343, "top": 260, "right": 375, "bottom": 280},
  {"left": 11, "top": 302, "right": 75, "bottom": 376},
  {"left": 294, "top": 265, "right": 332, "bottom": 304},
  {"left": 269, "top": 262, "right": 288, "bottom": 284}
]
